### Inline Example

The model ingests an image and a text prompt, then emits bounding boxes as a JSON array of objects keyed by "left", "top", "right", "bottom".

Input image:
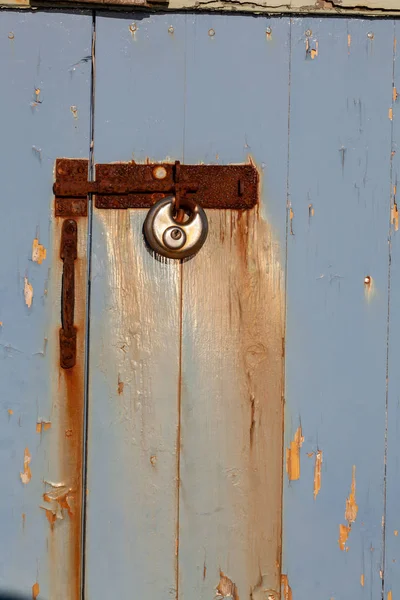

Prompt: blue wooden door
[{"left": 0, "top": 10, "right": 399, "bottom": 600}]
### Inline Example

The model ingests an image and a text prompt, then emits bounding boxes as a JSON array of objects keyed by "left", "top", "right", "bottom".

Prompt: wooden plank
[
  {"left": 0, "top": 11, "right": 91, "bottom": 599},
  {"left": 21, "top": 0, "right": 400, "bottom": 18},
  {"left": 284, "top": 18, "right": 393, "bottom": 599},
  {"left": 384, "top": 19, "right": 400, "bottom": 600},
  {"left": 178, "top": 16, "right": 289, "bottom": 598},
  {"left": 84, "top": 13, "right": 186, "bottom": 598}
]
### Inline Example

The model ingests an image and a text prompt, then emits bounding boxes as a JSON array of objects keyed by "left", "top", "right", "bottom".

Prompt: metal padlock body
[{"left": 143, "top": 196, "right": 208, "bottom": 259}]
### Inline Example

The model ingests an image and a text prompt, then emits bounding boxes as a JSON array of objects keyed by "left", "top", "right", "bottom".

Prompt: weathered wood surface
[
  {"left": 178, "top": 15, "right": 288, "bottom": 599},
  {"left": 2, "top": 10, "right": 400, "bottom": 600},
  {"left": 84, "top": 13, "right": 186, "bottom": 598},
  {"left": 0, "top": 11, "right": 91, "bottom": 599},
  {"left": 9, "top": 0, "right": 400, "bottom": 17},
  {"left": 284, "top": 18, "right": 393, "bottom": 600},
  {"left": 384, "top": 19, "right": 400, "bottom": 600},
  {"left": 85, "top": 12, "right": 287, "bottom": 600}
]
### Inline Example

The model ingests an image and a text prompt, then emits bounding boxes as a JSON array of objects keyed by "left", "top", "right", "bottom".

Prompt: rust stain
[
  {"left": 281, "top": 574, "right": 292, "bottom": 600},
  {"left": 8, "top": 409, "right": 13, "bottom": 416},
  {"left": 32, "top": 582, "right": 39, "bottom": 599},
  {"left": 395, "top": 530, "right": 398, "bottom": 536},
  {"left": 389, "top": 107, "right": 393, "bottom": 121},
  {"left": 117, "top": 375, "right": 124, "bottom": 395},
  {"left": 388, "top": 592, "right": 393, "bottom": 600},
  {"left": 308, "top": 203, "right": 314, "bottom": 218},
  {"left": 32, "top": 238, "right": 47, "bottom": 264},
  {"left": 203, "top": 561, "right": 207, "bottom": 580},
  {"left": 339, "top": 465, "right": 358, "bottom": 550},
  {"left": 150, "top": 455, "right": 157, "bottom": 466},
  {"left": 313, "top": 449, "right": 322, "bottom": 499},
  {"left": 347, "top": 33, "right": 351, "bottom": 51},
  {"left": 41, "top": 506, "right": 57, "bottom": 529},
  {"left": 394, "top": 87, "right": 398, "bottom": 102},
  {"left": 286, "top": 426, "right": 304, "bottom": 481},
  {"left": 48, "top": 217, "right": 86, "bottom": 599},
  {"left": 360, "top": 574, "right": 365, "bottom": 586},
  {"left": 99, "top": 205, "right": 284, "bottom": 595},
  {"left": 20, "top": 447, "right": 32, "bottom": 484},
  {"left": 22, "top": 513, "right": 26, "bottom": 528},
  {"left": 217, "top": 570, "right": 239, "bottom": 600},
  {"left": 70, "top": 105, "right": 78, "bottom": 120},
  {"left": 24, "top": 277, "right": 33, "bottom": 308}
]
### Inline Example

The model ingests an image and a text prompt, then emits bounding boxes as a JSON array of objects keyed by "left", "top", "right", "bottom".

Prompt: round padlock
[{"left": 143, "top": 196, "right": 208, "bottom": 259}]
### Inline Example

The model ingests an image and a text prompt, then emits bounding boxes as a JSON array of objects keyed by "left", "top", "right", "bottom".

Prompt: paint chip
[
  {"left": 388, "top": 591, "right": 392, "bottom": 600},
  {"left": 289, "top": 207, "right": 294, "bottom": 235},
  {"left": 389, "top": 107, "right": 393, "bottom": 121},
  {"left": 20, "top": 447, "right": 32, "bottom": 484},
  {"left": 41, "top": 482, "right": 74, "bottom": 529},
  {"left": 360, "top": 574, "right": 364, "bottom": 587},
  {"left": 36, "top": 419, "right": 51, "bottom": 433},
  {"left": 313, "top": 449, "right": 323, "bottom": 499},
  {"left": 394, "top": 87, "right": 398, "bottom": 102},
  {"left": 281, "top": 574, "right": 292, "bottom": 600},
  {"left": 286, "top": 426, "right": 304, "bottom": 481},
  {"left": 338, "top": 465, "right": 358, "bottom": 550},
  {"left": 24, "top": 277, "right": 33, "bottom": 308},
  {"left": 32, "top": 582, "right": 39, "bottom": 599},
  {"left": 216, "top": 571, "right": 239, "bottom": 600},
  {"left": 32, "top": 238, "right": 47, "bottom": 264},
  {"left": 70, "top": 105, "right": 78, "bottom": 120},
  {"left": 392, "top": 193, "right": 399, "bottom": 231}
]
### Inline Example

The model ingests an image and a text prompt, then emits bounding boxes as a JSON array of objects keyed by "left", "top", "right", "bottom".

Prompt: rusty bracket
[
  {"left": 60, "top": 219, "right": 78, "bottom": 369},
  {"left": 54, "top": 158, "right": 259, "bottom": 216}
]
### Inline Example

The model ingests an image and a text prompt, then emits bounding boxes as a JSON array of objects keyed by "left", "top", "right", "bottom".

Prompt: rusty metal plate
[{"left": 54, "top": 158, "right": 259, "bottom": 212}]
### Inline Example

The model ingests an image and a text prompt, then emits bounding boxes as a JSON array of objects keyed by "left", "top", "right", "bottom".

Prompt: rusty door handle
[{"left": 59, "top": 219, "right": 77, "bottom": 369}]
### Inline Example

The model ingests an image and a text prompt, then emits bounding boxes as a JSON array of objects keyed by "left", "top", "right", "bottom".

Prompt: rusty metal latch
[
  {"left": 54, "top": 158, "right": 259, "bottom": 217},
  {"left": 55, "top": 157, "right": 259, "bottom": 367},
  {"left": 59, "top": 219, "right": 78, "bottom": 369}
]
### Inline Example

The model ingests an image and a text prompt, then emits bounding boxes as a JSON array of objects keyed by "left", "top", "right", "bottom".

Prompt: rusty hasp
[
  {"left": 54, "top": 158, "right": 259, "bottom": 213},
  {"left": 59, "top": 219, "right": 77, "bottom": 369}
]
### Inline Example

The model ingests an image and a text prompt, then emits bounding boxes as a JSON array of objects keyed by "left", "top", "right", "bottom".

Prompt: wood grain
[{"left": 179, "top": 208, "right": 284, "bottom": 598}]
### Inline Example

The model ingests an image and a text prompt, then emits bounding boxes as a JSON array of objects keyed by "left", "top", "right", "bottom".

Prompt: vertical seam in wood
[
  {"left": 281, "top": 16, "right": 292, "bottom": 583},
  {"left": 382, "top": 18, "right": 396, "bottom": 600},
  {"left": 80, "top": 11, "right": 96, "bottom": 600},
  {"left": 176, "top": 261, "right": 184, "bottom": 600}
]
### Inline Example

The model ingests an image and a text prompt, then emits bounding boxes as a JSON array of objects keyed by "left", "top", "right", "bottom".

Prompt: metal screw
[
  {"left": 129, "top": 23, "right": 137, "bottom": 34},
  {"left": 364, "top": 275, "right": 371, "bottom": 285},
  {"left": 208, "top": 28, "right": 215, "bottom": 37},
  {"left": 8, "top": 32, "right": 14, "bottom": 40},
  {"left": 168, "top": 26, "right": 174, "bottom": 34},
  {"left": 305, "top": 29, "right": 312, "bottom": 37},
  {"left": 367, "top": 31, "right": 374, "bottom": 39},
  {"left": 266, "top": 26, "right": 272, "bottom": 35},
  {"left": 171, "top": 228, "right": 183, "bottom": 240},
  {"left": 153, "top": 166, "right": 167, "bottom": 180}
]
